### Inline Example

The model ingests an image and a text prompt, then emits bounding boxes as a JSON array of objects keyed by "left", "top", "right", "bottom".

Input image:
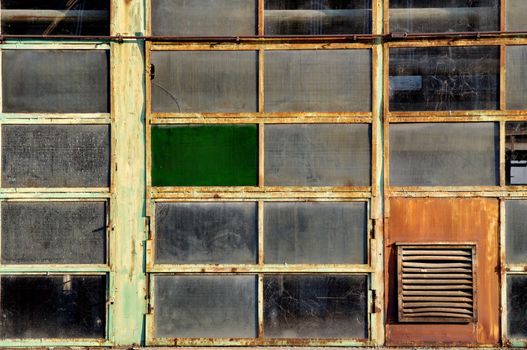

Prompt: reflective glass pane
[
  {"left": 154, "top": 275, "right": 257, "bottom": 338},
  {"left": 264, "top": 50, "right": 371, "bottom": 112},
  {"left": 506, "top": 46, "right": 527, "bottom": 110},
  {"left": 151, "top": 51, "right": 258, "bottom": 113},
  {"left": 2, "top": 50, "right": 109, "bottom": 113},
  {"left": 505, "top": 201, "right": 527, "bottom": 264},
  {"left": 389, "top": 123, "right": 499, "bottom": 186},
  {"left": 506, "top": 0, "right": 527, "bottom": 31},
  {"left": 155, "top": 202, "right": 258, "bottom": 264},
  {"left": 264, "top": 0, "right": 371, "bottom": 35},
  {"left": 0, "top": 275, "right": 106, "bottom": 338},
  {"left": 264, "top": 202, "right": 367, "bottom": 264},
  {"left": 264, "top": 275, "right": 368, "bottom": 339},
  {"left": 506, "top": 122, "right": 527, "bottom": 185},
  {"left": 507, "top": 275, "right": 527, "bottom": 339},
  {"left": 1, "top": 201, "right": 106, "bottom": 264},
  {"left": 389, "top": 46, "right": 499, "bottom": 111}
]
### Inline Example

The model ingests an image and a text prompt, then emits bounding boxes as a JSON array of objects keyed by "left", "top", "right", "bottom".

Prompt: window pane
[
  {"left": 264, "top": 50, "right": 371, "bottom": 112},
  {"left": 389, "top": 123, "right": 499, "bottom": 186},
  {"left": 389, "top": 46, "right": 499, "bottom": 111},
  {"left": 155, "top": 202, "right": 258, "bottom": 264},
  {"left": 507, "top": 275, "right": 527, "bottom": 339},
  {"left": 151, "top": 124, "right": 258, "bottom": 186},
  {"left": 264, "top": 202, "right": 367, "bottom": 264},
  {"left": 2, "top": 125, "right": 110, "bottom": 188},
  {"left": 2, "top": 201, "right": 106, "bottom": 264},
  {"left": 151, "top": 51, "right": 258, "bottom": 113},
  {"left": 264, "top": 275, "right": 368, "bottom": 339},
  {"left": 506, "top": 201, "right": 527, "bottom": 264},
  {"left": 506, "top": 122, "right": 527, "bottom": 185},
  {"left": 506, "top": 46, "right": 527, "bottom": 110},
  {"left": 264, "top": 0, "right": 371, "bottom": 35},
  {"left": 0, "top": 275, "right": 106, "bottom": 339},
  {"left": 154, "top": 275, "right": 257, "bottom": 338},
  {"left": 507, "top": 0, "right": 527, "bottom": 31},
  {"left": 151, "top": 0, "right": 256, "bottom": 36},
  {"left": 390, "top": 0, "right": 498, "bottom": 33},
  {"left": 265, "top": 124, "right": 371, "bottom": 186},
  {"left": 1, "top": 0, "right": 109, "bottom": 35},
  {"left": 2, "top": 50, "right": 109, "bottom": 113}
]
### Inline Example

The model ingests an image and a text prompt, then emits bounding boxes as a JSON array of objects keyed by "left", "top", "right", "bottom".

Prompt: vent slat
[
  {"left": 402, "top": 273, "right": 472, "bottom": 279},
  {"left": 404, "top": 307, "right": 473, "bottom": 314},
  {"left": 403, "top": 267, "right": 471, "bottom": 273},
  {"left": 403, "top": 256, "right": 472, "bottom": 262},
  {"left": 402, "top": 296, "right": 473, "bottom": 302},
  {"left": 402, "top": 262, "right": 472, "bottom": 268},
  {"left": 401, "top": 312, "right": 473, "bottom": 318},
  {"left": 403, "top": 290, "right": 472, "bottom": 296},
  {"left": 403, "top": 250, "right": 471, "bottom": 256},
  {"left": 403, "top": 302, "right": 473, "bottom": 308},
  {"left": 403, "top": 285, "right": 473, "bottom": 290},
  {"left": 403, "top": 279, "right": 472, "bottom": 284}
]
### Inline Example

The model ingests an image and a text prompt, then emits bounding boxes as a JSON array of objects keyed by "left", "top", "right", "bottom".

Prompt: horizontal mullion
[
  {"left": 388, "top": 190, "right": 527, "bottom": 198},
  {"left": 148, "top": 264, "right": 373, "bottom": 273},
  {"left": 0, "top": 42, "right": 111, "bottom": 50},
  {"left": 150, "top": 43, "right": 373, "bottom": 51},
  {"left": 386, "top": 114, "right": 527, "bottom": 123},
  {"left": 385, "top": 38, "right": 524, "bottom": 47},
  {"left": 151, "top": 114, "right": 372, "bottom": 124},
  {"left": 147, "top": 337, "right": 371, "bottom": 347},
  {"left": 505, "top": 265, "right": 527, "bottom": 273},
  {"left": 0, "top": 266, "right": 109, "bottom": 274},
  {"left": 0, "top": 114, "right": 111, "bottom": 124},
  {"left": 0, "top": 339, "right": 111, "bottom": 347},
  {"left": 0, "top": 189, "right": 110, "bottom": 199}
]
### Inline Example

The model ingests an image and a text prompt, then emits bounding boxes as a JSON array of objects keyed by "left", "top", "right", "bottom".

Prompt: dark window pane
[
  {"left": 264, "top": 275, "right": 368, "bottom": 339},
  {"left": 507, "top": 275, "right": 527, "bottom": 338},
  {"left": 506, "top": 47, "right": 527, "bottom": 110},
  {"left": 1, "top": 201, "right": 106, "bottom": 264},
  {"left": 264, "top": 0, "right": 371, "bottom": 35},
  {"left": 154, "top": 275, "right": 257, "bottom": 338},
  {"left": 264, "top": 50, "right": 371, "bottom": 112},
  {"left": 2, "top": 50, "right": 109, "bottom": 113},
  {"left": 2, "top": 125, "right": 110, "bottom": 188},
  {"left": 155, "top": 202, "right": 257, "bottom": 264},
  {"left": 151, "top": 51, "right": 258, "bottom": 113},
  {"left": 1, "top": 0, "right": 109, "bottom": 35},
  {"left": 151, "top": 124, "right": 258, "bottom": 187},
  {"left": 265, "top": 124, "right": 371, "bottom": 186},
  {"left": 0, "top": 275, "right": 106, "bottom": 338},
  {"left": 389, "top": 123, "right": 499, "bottom": 186},
  {"left": 507, "top": 0, "right": 527, "bottom": 31},
  {"left": 390, "top": 0, "right": 498, "bottom": 33},
  {"left": 389, "top": 46, "right": 499, "bottom": 111},
  {"left": 264, "top": 202, "right": 367, "bottom": 264},
  {"left": 151, "top": 0, "right": 256, "bottom": 36},
  {"left": 506, "top": 201, "right": 527, "bottom": 264},
  {"left": 506, "top": 122, "right": 527, "bottom": 185}
]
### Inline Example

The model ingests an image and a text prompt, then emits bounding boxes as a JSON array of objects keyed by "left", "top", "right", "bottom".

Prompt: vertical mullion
[
  {"left": 500, "top": 45, "right": 506, "bottom": 111},
  {"left": 501, "top": 0, "right": 507, "bottom": 32},
  {"left": 258, "top": 200, "right": 264, "bottom": 266},
  {"left": 258, "top": 49, "right": 265, "bottom": 188},
  {"left": 500, "top": 121, "right": 506, "bottom": 187},
  {"left": 258, "top": 0, "right": 265, "bottom": 36},
  {"left": 500, "top": 198, "right": 508, "bottom": 345},
  {"left": 258, "top": 273, "right": 264, "bottom": 338}
]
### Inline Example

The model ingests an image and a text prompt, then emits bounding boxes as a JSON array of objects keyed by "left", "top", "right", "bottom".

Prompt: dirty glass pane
[
  {"left": 506, "top": 122, "right": 527, "bottom": 185},
  {"left": 505, "top": 201, "right": 527, "bottom": 264},
  {"left": 264, "top": 202, "right": 367, "bottom": 264},
  {"left": 390, "top": 0, "right": 498, "bottom": 33},
  {"left": 155, "top": 202, "right": 257, "bottom": 264},
  {"left": 389, "top": 46, "right": 499, "bottom": 111},
  {"left": 1, "top": 0, "right": 109, "bottom": 35},
  {"left": 0, "top": 275, "right": 106, "bottom": 338},
  {"left": 154, "top": 275, "right": 257, "bottom": 338},
  {"left": 151, "top": 0, "right": 256, "bottom": 36},
  {"left": 507, "top": 275, "right": 527, "bottom": 338},
  {"left": 264, "top": 0, "right": 371, "bottom": 35},
  {"left": 264, "top": 50, "right": 371, "bottom": 112},
  {"left": 151, "top": 124, "right": 258, "bottom": 187},
  {"left": 1, "top": 202, "right": 106, "bottom": 264},
  {"left": 151, "top": 51, "right": 258, "bottom": 113},
  {"left": 1, "top": 125, "right": 110, "bottom": 188},
  {"left": 507, "top": 0, "right": 527, "bottom": 31},
  {"left": 389, "top": 123, "right": 499, "bottom": 186},
  {"left": 264, "top": 275, "right": 368, "bottom": 339},
  {"left": 506, "top": 47, "right": 527, "bottom": 110},
  {"left": 2, "top": 50, "right": 109, "bottom": 113},
  {"left": 265, "top": 124, "right": 371, "bottom": 186}
]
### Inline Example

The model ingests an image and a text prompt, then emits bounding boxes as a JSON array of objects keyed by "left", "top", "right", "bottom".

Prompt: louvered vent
[{"left": 397, "top": 243, "right": 477, "bottom": 323}]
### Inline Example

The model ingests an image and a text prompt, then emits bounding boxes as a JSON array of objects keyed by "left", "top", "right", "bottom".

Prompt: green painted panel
[{"left": 151, "top": 124, "right": 258, "bottom": 186}]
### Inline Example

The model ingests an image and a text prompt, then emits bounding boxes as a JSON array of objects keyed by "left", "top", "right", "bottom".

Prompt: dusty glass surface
[
  {"left": 1, "top": 125, "right": 111, "bottom": 188},
  {"left": 506, "top": 47, "right": 527, "bottom": 110},
  {"left": 264, "top": 202, "right": 367, "bottom": 264},
  {"left": 389, "top": 123, "right": 499, "bottom": 186},
  {"left": 264, "top": 0, "right": 371, "bottom": 35},
  {"left": 265, "top": 124, "right": 371, "bottom": 186},
  {"left": 151, "top": 0, "right": 256, "bottom": 36},
  {"left": 506, "top": 122, "right": 527, "bottom": 185},
  {"left": 0, "top": 275, "right": 106, "bottom": 338},
  {"left": 389, "top": 46, "right": 499, "bottom": 111},
  {"left": 507, "top": 275, "right": 527, "bottom": 338},
  {"left": 506, "top": 0, "right": 527, "bottom": 31},
  {"left": 1, "top": 0, "right": 109, "bottom": 35},
  {"left": 155, "top": 202, "right": 258, "bottom": 264},
  {"left": 264, "top": 50, "right": 371, "bottom": 112},
  {"left": 2, "top": 50, "right": 109, "bottom": 113},
  {"left": 505, "top": 201, "right": 527, "bottom": 264},
  {"left": 154, "top": 275, "right": 257, "bottom": 338},
  {"left": 264, "top": 275, "right": 368, "bottom": 339},
  {"left": 1, "top": 202, "right": 106, "bottom": 264},
  {"left": 390, "top": 0, "right": 498, "bottom": 33},
  {"left": 151, "top": 51, "right": 258, "bottom": 113}
]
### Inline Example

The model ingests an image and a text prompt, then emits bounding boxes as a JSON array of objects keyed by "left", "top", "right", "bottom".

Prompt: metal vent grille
[{"left": 397, "top": 243, "right": 477, "bottom": 323}]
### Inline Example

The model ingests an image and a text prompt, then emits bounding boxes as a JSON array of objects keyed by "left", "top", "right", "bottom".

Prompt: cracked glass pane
[
  {"left": 506, "top": 122, "right": 527, "bottom": 185},
  {"left": 507, "top": 275, "right": 527, "bottom": 338}
]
